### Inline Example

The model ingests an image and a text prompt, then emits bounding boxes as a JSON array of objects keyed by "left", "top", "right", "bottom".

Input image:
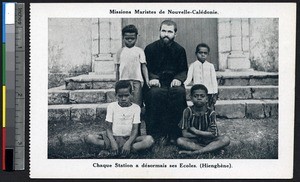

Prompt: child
[
  {"left": 177, "top": 84, "right": 230, "bottom": 155},
  {"left": 115, "top": 24, "right": 149, "bottom": 107},
  {"left": 184, "top": 43, "right": 218, "bottom": 109},
  {"left": 84, "top": 80, "right": 154, "bottom": 157}
]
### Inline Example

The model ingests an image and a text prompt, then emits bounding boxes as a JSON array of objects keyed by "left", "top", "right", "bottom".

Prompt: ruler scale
[
  {"left": 14, "top": 3, "right": 25, "bottom": 170},
  {"left": 2, "top": 2, "right": 25, "bottom": 171}
]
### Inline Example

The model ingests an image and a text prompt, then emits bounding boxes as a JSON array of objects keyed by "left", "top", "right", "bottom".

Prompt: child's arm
[
  {"left": 211, "top": 64, "right": 218, "bottom": 105},
  {"left": 184, "top": 63, "right": 194, "bottom": 86},
  {"left": 122, "top": 123, "right": 139, "bottom": 155},
  {"left": 106, "top": 122, "right": 118, "bottom": 155},
  {"left": 114, "top": 48, "right": 122, "bottom": 81},
  {"left": 182, "top": 129, "right": 197, "bottom": 138},
  {"left": 116, "top": 64, "right": 120, "bottom": 81},
  {"left": 189, "top": 111, "right": 218, "bottom": 138},
  {"left": 211, "top": 94, "right": 218, "bottom": 105},
  {"left": 211, "top": 64, "right": 218, "bottom": 95},
  {"left": 188, "top": 127, "right": 217, "bottom": 138},
  {"left": 141, "top": 63, "right": 150, "bottom": 87}
]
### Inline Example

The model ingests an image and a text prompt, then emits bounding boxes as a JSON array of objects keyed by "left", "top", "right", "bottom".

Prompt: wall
[
  {"left": 249, "top": 19, "right": 279, "bottom": 72},
  {"left": 48, "top": 18, "right": 278, "bottom": 88},
  {"left": 48, "top": 18, "right": 94, "bottom": 87}
]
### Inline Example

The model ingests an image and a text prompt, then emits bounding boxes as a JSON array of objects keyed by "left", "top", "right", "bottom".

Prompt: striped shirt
[{"left": 178, "top": 106, "right": 218, "bottom": 137}]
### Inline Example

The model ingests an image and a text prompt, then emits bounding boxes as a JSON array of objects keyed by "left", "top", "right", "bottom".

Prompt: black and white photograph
[
  {"left": 30, "top": 3, "right": 295, "bottom": 179},
  {"left": 48, "top": 17, "right": 278, "bottom": 160}
]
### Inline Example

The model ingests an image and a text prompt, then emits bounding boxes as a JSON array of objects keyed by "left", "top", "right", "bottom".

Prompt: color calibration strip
[
  {"left": 2, "top": 2, "right": 16, "bottom": 171},
  {"left": 2, "top": 2, "right": 25, "bottom": 171}
]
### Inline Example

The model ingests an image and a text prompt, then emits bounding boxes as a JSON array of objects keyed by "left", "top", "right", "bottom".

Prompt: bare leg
[
  {"left": 84, "top": 134, "right": 105, "bottom": 148},
  {"left": 132, "top": 135, "right": 154, "bottom": 151},
  {"left": 177, "top": 137, "right": 203, "bottom": 151},
  {"left": 181, "top": 135, "right": 230, "bottom": 155},
  {"left": 196, "top": 135, "right": 230, "bottom": 154}
]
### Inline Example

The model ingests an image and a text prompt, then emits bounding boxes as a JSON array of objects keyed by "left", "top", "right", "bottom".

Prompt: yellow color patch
[{"left": 2, "top": 86, "right": 6, "bottom": 127}]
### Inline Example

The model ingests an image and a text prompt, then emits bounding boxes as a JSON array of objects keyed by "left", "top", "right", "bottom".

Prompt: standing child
[
  {"left": 84, "top": 80, "right": 154, "bottom": 157},
  {"left": 115, "top": 24, "right": 149, "bottom": 107},
  {"left": 184, "top": 43, "right": 218, "bottom": 109},
  {"left": 177, "top": 84, "right": 230, "bottom": 155}
]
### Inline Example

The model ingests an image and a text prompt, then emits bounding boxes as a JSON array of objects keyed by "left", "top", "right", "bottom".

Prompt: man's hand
[
  {"left": 121, "top": 142, "right": 131, "bottom": 156},
  {"left": 149, "top": 79, "right": 161, "bottom": 87},
  {"left": 170, "top": 79, "right": 181, "bottom": 87}
]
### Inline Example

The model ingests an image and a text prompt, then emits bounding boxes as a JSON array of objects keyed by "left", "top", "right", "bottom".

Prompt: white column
[
  {"left": 92, "top": 18, "right": 122, "bottom": 75},
  {"left": 218, "top": 19, "right": 231, "bottom": 71},
  {"left": 227, "top": 18, "right": 251, "bottom": 71}
]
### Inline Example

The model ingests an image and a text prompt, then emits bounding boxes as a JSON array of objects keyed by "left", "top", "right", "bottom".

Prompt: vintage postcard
[{"left": 30, "top": 3, "right": 296, "bottom": 178}]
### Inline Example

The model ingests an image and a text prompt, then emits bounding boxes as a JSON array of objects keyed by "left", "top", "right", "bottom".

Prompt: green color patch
[{"left": 2, "top": 44, "right": 5, "bottom": 85}]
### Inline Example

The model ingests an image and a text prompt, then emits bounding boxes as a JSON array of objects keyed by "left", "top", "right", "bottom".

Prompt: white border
[{"left": 30, "top": 3, "right": 296, "bottom": 179}]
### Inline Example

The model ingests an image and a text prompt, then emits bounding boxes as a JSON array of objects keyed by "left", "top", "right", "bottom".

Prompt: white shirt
[
  {"left": 105, "top": 102, "right": 141, "bottom": 136},
  {"left": 184, "top": 60, "right": 218, "bottom": 94},
  {"left": 115, "top": 46, "right": 146, "bottom": 82}
]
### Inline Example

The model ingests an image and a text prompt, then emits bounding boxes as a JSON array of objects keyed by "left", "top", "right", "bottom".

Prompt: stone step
[
  {"left": 48, "top": 100, "right": 278, "bottom": 123},
  {"left": 65, "top": 74, "right": 116, "bottom": 90},
  {"left": 49, "top": 85, "right": 278, "bottom": 105},
  {"left": 187, "top": 85, "right": 278, "bottom": 100},
  {"left": 63, "top": 71, "right": 278, "bottom": 90},
  {"left": 216, "top": 71, "right": 278, "bottom": 86}
]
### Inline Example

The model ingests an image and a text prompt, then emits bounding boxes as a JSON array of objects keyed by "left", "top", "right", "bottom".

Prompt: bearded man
[{"left": 144, "top": 20, "right": 188, "bottom": 145}]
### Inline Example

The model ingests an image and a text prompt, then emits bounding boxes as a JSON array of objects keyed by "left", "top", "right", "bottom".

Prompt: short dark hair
[
  {"left": 195, "top": 43, "right": 210, "bottom": 54},
  {"left": 115, "top": 80, "right": 132, "bottom": 94},
  {"left": 122, "top": 24, "right": 138, "bottom": 36},
  {"left": 160, "top": 20, "right": 177, "bottom": 32},
  {"left": 190, "top": 84, "right": 208, "bottom": 96}
]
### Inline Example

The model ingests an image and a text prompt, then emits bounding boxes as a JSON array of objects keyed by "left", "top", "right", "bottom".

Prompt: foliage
[
  {"left": 48, "top": 73, "right": 68, "bottom": 89},
  {"left": 68, "top": 64, "right": 92, "bottom": 75}
]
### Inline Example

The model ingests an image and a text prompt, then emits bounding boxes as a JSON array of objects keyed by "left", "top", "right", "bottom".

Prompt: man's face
[
  {"left": 123, "top": 32, "right": 137, "bottom": 48},
  {"left": 160, "top": 24, "right": 176, "bottom": 45}
]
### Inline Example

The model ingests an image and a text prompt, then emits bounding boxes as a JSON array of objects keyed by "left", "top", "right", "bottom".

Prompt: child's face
[
  {"left": 196, "top": 47, "right": 209, "bottom": 63},
  {"left": 116, "top": 87, "right": 132, "bottom": 107},
  {"left": 191, "top": 89, "right": 208, "bottom": 107},
  {"left": 123, "top": 32, "right": 137, "bottom": 48}
]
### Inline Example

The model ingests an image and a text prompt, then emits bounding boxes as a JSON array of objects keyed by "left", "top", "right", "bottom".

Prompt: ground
[{"left": 48, "top": 118, "right": 278, "bottom": 159}]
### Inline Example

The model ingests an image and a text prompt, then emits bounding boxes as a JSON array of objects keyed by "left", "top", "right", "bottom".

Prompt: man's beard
[{"left": 160, "top": 36, "right": 174, "bottom": 45}]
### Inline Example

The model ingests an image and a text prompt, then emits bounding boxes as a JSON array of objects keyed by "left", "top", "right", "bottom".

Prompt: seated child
[
  {"left": 177, "top": 84, "right": 230, "bottom": 155},
  {"left": 84, "top": 80, "right": 154, "bottom": 157},
  {"left": 184, "top": 43, "right": 218, "bottom": 109}
]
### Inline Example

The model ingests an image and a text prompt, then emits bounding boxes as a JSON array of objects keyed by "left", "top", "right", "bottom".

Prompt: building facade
[{"left": 48, "top": 18, "right": 278, "bottom": 87}]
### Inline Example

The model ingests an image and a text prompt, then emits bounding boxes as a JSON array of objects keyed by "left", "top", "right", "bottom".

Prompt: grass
[{"left": 48, "top": 118, "right": 278, "bottom": 159}]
